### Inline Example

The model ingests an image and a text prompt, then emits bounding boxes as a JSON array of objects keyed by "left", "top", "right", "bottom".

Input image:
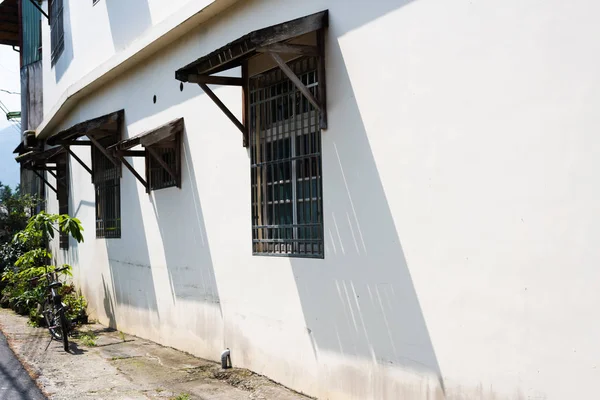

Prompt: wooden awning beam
[
  {"left": 47, "top": 110, "right": 123, "bottom": 146},
  {"left": 32, "top": 170, "right": 57, "bottom": 194},
  {"left": 268, "top": 52, "right": 322, "bottom": 114},
  {"left": 43, "top": 169, "right": 68, "bottom": 189},
  {"left": 115, "top": 154, "right": 148, "bottom": 191},
  {"left": 87, "top": 135, "right": 121, "bottom": 169},
  {"left": 53, "top": 140, "right": 92, "bottom": 146},
  {"left": 187, "top": 75, "right": 243, "bottom": 86},
  {"left": 146, "top": 147, "right": 178, "bottom": 183},
  {"left": 115, "top": 150, "right": 145, "bottom": 157},
  {"left": 175, "top": 10, "right": 328, "bottom": 78},
  {"left": 64, "top": 146, "right": 92, "bottom": 176},
  {"left": 110, "top": 118, "right": 183, "bottom": 151},
  {"left": 198, "top": 83, "right": 248, "bottom": 144}
]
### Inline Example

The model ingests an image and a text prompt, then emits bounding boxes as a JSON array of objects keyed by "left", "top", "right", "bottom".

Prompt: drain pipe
[{"left": 221, "top": 348, "right": 232, "bottom": 369}]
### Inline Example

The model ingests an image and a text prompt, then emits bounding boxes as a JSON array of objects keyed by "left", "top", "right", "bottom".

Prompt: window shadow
[
  {"left": 102, "top": 121, "right": 160, "bottom": 329},
  {"left": 150, "top": 128, "right": 221, "bottom": 308},
  {"left": 105, "top": 0, "right": 153, "bottom": 51},
  {"left": 53, "top": 0, "right": 74, "bottom": 83},
  {"left": 289, "top": 13, "right": 444, "bottom": 397}
]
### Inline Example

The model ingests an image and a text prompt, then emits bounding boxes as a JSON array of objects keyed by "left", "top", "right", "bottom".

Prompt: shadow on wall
[
  {"left": 54, "top": 0, "right": 74, "bottom": 83},
  {"left": 289, "top": 0, "right": 444, "bottom": 396},
  {"left": 105, "top": 0, "right": 152, "bottom": 51},
  {"left": 101, "top": 274, "right": 116, "bottom": 329},
  {"left": 103, "top": 125, "right": 159, "bottom": 329},
  {"left": 151, "top": 128, "right": 221, "bottom": 308}
]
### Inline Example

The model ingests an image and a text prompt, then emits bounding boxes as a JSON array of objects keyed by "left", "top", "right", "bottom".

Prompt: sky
[{"left": 0, "top": 45, "right": 22, "bottom": 189}]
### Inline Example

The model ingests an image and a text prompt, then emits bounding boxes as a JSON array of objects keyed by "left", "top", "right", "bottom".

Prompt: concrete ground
[
  {"left": 0, "top": 308, "right": 311, "bottom": 400},
  {"left": 0, "top": 330, "right": 45, "bottom": 399}
]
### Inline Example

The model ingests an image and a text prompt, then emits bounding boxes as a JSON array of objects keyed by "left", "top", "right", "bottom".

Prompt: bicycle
[{"left": 29, "top": 265, "right": 70, "bottom": 351}]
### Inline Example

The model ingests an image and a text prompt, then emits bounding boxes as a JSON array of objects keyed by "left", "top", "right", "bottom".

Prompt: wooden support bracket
[
  {"left": 268, "top": 52, "right": 322, "bottom": 114},
  {"left": 198, "top": 83, "right": 248, "bottom": 142},
  {"left": 242, "top": 60, "right": 249, "bottom": 147},
  {"left": 116, "top": 150, "right": 146, "bottom": 157},
  {"left": 44, "top": 169, "right": 68, "bottom": 189},
  {"left": 188, "top": 75, "right": 243, "bottom": 86},
  {"left": 64, "top": 146, "right": 92, "bottom": 176},
  {"left": 87, "top": 135, "right": 121, "bottom": 169},
  {"left": 32, "top": 170, "right": 57, "bottom": 194},
  {"left": 54, "top": 140, "right": 92, "bottom": 146},
  {"left": 116, "top": 154, "right": 148, "bottom": 192},
  {"left": 146, "top": 147, "right": 178, "bottom": 183}
]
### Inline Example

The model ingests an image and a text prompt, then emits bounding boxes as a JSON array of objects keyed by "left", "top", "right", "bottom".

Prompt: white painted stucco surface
[{"left": 42, "top": 0, "right": 600, "bottom": 399}]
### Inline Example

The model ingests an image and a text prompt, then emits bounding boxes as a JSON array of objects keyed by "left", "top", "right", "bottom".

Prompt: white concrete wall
[
  {"left": 39, "top": 0, "right": 220, "bottom": 116},
  {"left": 42, "top": 0, "right": 600, "bottom": 399}
]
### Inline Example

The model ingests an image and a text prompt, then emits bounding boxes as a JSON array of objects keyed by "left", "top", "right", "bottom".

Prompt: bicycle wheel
[
  {"left": 42, "top": 299, "right": 63, "bottom": 341},
  {"left": 58, "top": 307, "right": 69, "bottom": 351}
]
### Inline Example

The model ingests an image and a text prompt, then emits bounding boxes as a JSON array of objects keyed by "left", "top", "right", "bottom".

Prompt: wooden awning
[
  {"left": 107, "top": 118, "right": 184, "bottom": 192},
  {"left": 15, "top": 146, "right": 65, "bottom": 167},
  {"left": 46, "top": 110, "right": 124, "bottom": 146},
  {"left": 15, "top": 146, "right": 67, "bottom": 195},
  {"left": 109, "top": 118, "right": 183, "bottom": 151},
  {"left": 175, "top": 10, "right": 328, "bottom": 80},
  {"left": 175, "top": 11, "right": 328, "bottom": 147},
  {"left": 0, "top": 0, "right": 19, "bottom": 47},
  {"left": 45, "top": 110, "right": 124, "bottom": 178}
]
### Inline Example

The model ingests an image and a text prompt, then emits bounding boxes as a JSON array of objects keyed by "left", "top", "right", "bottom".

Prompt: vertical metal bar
[
  {"left": 317, "top": 28, "right": 328, "bottom": 130},
  {"left": 279, "top": 72, "right": 283, "bottom": 249},
  {"left": 291, "top": 74, "right": 298, "bottom": 255},
  {"left": 315, "top": 58, "right": 324, "bottom": 256},
  {"left": 269, "top": 84, "right": 275, "bottom": 254},
  {"left": 242, "top": 60, "right": 249, "bottom": 147}
]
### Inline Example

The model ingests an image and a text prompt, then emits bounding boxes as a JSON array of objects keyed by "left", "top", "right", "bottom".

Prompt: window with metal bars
[
  {"left": 145, "top": 135, "right": 181, "bottom": 191},
  {"left": 93, "top": 136, "right": 121, "bottom": 238},
  {"left": 49, "top": 0, "right": 64, "bottom": 65},
  {"left": 250, "top": 57, "right": 324, "bottom": 258},
  {"left": 56, "top": 154, "right": 69, "bottom": 249}
]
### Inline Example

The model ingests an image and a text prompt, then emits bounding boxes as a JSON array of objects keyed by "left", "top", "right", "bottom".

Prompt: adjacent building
[{"left": 2, "top": 0, "right": 600, "bottom": 399}]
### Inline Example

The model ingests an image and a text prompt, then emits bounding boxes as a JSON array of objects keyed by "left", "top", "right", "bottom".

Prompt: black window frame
[
  {"left": 145, "top": 132, "right": 182, "bottom": 191},
  {"left": 49, "top": 0, "right": 64, "bottom": 65},
  {"left": 250, "top": 56, "right": 324, "bottom": 258},
  {"left": 92, "top": 136, "right": 121, "bottom": 239}
]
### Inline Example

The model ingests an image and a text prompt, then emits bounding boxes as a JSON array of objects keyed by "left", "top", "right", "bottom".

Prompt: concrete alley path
[
  {"left": 0, "top": 308, "right": 311, "bottom": 400},
  {"left": 0, "top": 330, "right": 45, "bottom": 400}
]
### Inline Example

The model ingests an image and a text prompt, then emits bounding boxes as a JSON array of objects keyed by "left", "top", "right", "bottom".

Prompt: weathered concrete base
[{"left": 0, "top": 308, "right": 311, "bottom": 400}]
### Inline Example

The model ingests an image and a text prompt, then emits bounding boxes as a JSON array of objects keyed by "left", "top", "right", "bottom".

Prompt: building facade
[{"left": 4, "top": 0, "right": 600, "bottom": 399}]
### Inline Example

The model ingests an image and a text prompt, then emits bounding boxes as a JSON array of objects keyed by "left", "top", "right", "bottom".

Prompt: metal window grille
[
  {"left": 146, "top": 135, "right": 181, "bottom": 191},
  {"left": 50, "top": 0, "right": 64, "bottom": 65},
  {"left": 93, "top": 137, "right": 121, "bottom": 238},
  {"left": 250, "top": 56, "right": 324, "bottom": 258},
  {"left": 56, "top": 155, "right": 69, "bottom": 249}
]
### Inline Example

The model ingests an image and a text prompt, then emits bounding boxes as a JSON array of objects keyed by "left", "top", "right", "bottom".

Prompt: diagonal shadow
[{"left": 288, "top": 1, "right": 444, "bottom": 397}]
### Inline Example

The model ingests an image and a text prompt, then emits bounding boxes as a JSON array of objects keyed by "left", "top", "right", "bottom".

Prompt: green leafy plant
[
  {"left": 61, "top": 285, "right": 88, "bottom": 324},
  {"left": 1, "top": 210, "right": 85, "bottom": 325},
  {"left": 78, "top": 331, "right": 97, "bottom": 347},
  {"left": 0, "top": 184, "right": 41, "bottom": 277}
]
